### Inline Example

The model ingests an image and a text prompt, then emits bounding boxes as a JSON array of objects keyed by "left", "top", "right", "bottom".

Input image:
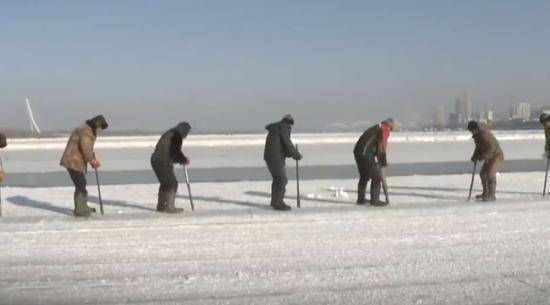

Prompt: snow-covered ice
[{"left": 1, "top": 172, "right": 550, "bottom": 304}]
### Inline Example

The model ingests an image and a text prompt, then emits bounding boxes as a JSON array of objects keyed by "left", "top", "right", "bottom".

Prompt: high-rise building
[
  {"left": 454, "top": 92, "right": 472, "bottom": 124},
  {"left": 433, "top": 107, "right": 447, "bottom": 129},
  {"left": 510, "top": 103, "right": 531, "bottom": 121}
]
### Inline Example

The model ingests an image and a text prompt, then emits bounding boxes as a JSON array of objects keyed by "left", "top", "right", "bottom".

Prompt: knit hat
[
  {"left": 467, "top": 120, "right": 479, "bottom": 132},
  {"left": 87, "top": 115, "right": 109, "bottom": 130},
  {"left": 540, "top": 113, "right": 550, "bottom": 124},
  {"left": 282, "top": 114, "right": 295, "bottom": 125},
  {"left": 0, "top": 133, "right": 6, "bottom": 148},
  {"left": 174, "top": 121, "right": 191, "bottom": 137}
]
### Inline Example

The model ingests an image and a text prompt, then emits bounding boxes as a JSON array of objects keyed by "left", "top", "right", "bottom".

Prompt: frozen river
[{"left": 0, "top": 131, "right": 547, "bottom": 186}]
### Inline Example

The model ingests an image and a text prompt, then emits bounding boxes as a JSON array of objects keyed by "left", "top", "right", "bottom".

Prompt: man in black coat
[
  {"left": 151, "top": 122, "right": 191, "bottom": 213},
  {"left": 264, "top": 115, "right": 302, "bottom": 211},
  {"left": 353, "top": 119, "right": 394, "bottom": 206},
  {"left": 0, "top": 133, "right": 6, "bottom": 185}
]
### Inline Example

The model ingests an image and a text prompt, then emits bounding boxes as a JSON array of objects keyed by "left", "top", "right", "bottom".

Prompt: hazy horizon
[{"left": 2, "top": 1, "right": 550, "bottom": 131}]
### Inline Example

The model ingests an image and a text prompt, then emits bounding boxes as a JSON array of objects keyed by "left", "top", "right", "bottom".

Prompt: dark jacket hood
[
  {"left": 172, "top": 122, "right": 191, "bottom": 137},
  {"left": 0, "top": 133, "right": 6, "bottom": 148},
  {"left": 86, "top": 115, "right": 109, "bottom": 130},
  {"left": 265, "top": 122, "right": 279, "bottom": 131}
]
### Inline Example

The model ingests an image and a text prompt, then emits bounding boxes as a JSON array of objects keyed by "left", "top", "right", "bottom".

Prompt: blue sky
[{"left": 1, "top": 0, "right": 550, "bottom": 131}]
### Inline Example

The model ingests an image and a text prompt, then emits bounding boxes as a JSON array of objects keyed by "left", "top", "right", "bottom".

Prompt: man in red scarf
[{"left": 353, "top": 119, "right": 394, "bottom": 206}]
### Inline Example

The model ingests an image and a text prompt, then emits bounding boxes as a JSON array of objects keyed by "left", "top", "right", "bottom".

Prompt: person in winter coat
[
  {"left": 60, "top": 115, "right": 109, "bottom": 217},
  {"left": 0, "top": 133, "right": 6, "bottom": 184},
  {"left": 264, "top": 115, "right": 302, "bottom": 211},
  {"left": 353, "top": 119, "right": 394, "bottom": 206},
  {"left": 468, "top": 120, "right": 504, "bottom": 202},
  {"left": 540, "top": 113, "right": 550, "bottom": 157},
  {"left": 151, "top": 122, "right": 191, "bottom": 213}
]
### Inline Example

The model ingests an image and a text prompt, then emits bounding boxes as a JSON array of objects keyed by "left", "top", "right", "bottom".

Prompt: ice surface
[
  {"left": 1, "top": 172, "right": 550, "bottom": 304},
  {"left": 4, "top": 130, "right": 545, "bottom": 151},
  {"left": 2, "top": 131, "right": 547, "bottom": 173}
]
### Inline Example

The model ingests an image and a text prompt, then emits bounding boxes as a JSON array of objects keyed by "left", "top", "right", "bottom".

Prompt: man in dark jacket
[
  {"left": 540, "top": 113, "right": 550, "bottom": 156},
  {"left": 151, "top": 122, "right": 191, "bottom": 213},
  {"left": 0, "top": 133, "right": 6, "bottom": 185},
  {"left": 353, "top": 119, "right": 394, "bottom": 206},
  {"left": 60, "top": 115, "right": 109, "bottom": 217},
  {"left": 468, "top": 121, "right": 504, "bottom": 202},
  {"left": 264, "top": 115, "right": 302, "bottom": 211}
]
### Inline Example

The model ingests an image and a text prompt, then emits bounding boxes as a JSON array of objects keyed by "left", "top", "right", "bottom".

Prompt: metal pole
[
  {"left": 95, "top": 168, "right": 104, "bottom": 215},
  {"left": 467, "top": 161, "right": 478, "bottom": 201},
  {"left": 544, "top": 154, "right": 550, "bottom": 197},
  {"left": 184, "top": 166, "right": 195, "bottom": 211},
  {"left": 295, "top": 144, "right": 301, "bottom": 208},
  {"left": 381, "top": 167, "right": 390, "bottom": 204}
]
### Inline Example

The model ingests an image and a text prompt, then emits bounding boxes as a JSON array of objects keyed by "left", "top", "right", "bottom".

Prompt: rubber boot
[
  {"left": 475, "top": 179, "right": 487, "bottom": 200},
  {"left": 73, "top": 192, "right": 91, "bottom": 217},
  {"left": 272, "top": 186, "right": 291, "bottom": 211},
  {"left": 484, "top": 179, "right": 497, "bottom": 202},
  {"left": 270, "top": 183, "right": 278, "bottom": 207},
  {"left": 356, "top": 183, "right": 367, "bottom": 205},
  {"left": 370, "top": 182, "right": 387, "bottom": 206},
  {"left": 165, "top": 190, "right": 184, "bottom": 213},
  {"left": 156, "top": 188, "right": 167, "bottom": 212}
]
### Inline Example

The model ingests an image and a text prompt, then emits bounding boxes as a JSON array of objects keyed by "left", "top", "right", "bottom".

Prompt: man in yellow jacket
[{"left": 60, "top": 115, "right": 108, "bottom": 217}]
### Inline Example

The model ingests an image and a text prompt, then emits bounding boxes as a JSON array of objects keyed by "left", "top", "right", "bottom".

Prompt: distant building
[
  {"left": 510, "top": 103, "right": 531, "bottom": 121},
  {"left": 454, "top": 92, "right": 472, "bottom": 124},
  {"left": 448, "top": 113, "right": 461, "bottom": 129},
  {"left": 480, "top": 105, "right": 494, "bottom": 123},
  {"left": 432, "top": 107, "right": 447, "bottom": 129}
]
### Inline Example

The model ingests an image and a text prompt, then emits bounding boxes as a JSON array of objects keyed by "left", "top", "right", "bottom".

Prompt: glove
[
  {"left": 90, "top": 156, "right": 101, "bottom": 169},
  {"left": 180, "top": 156, "right": 190, "bottom": 165},
  {"left": 293, "top": 152, "right": 303, "bottom": 161}
]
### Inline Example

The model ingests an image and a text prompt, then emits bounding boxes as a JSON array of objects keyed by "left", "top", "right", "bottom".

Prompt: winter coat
[
  {"left": 0, "top": 133, "right": 5, "bottom": 183},
  {"left": 60, "top": 123, "right": 96, "bottom": 173},
  {"left": 545, "top": 126, "right": 550, "bottom": 152},
  {"left": 353, "top": 123, "right": 391, "bottom": 166},
  {"left": 264, "top": 121, "right": 301, "bottom": 163},
  {"left": 471, "top": 129, "right": 503, "bottom": 161},
  {"left": 151, "top": 122, "right": 190, "bottom": 164}
]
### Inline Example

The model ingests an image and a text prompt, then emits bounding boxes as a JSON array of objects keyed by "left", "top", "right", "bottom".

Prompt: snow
[{"left": 1, "top": 172, "right": 550, "bottom": 304}]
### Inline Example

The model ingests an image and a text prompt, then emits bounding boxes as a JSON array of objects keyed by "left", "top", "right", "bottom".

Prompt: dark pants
[
  {"left": 151, "top": 160, "right": 178, "bottom": 195},
  {"left": 480, "top": 153, "right": 504, "bottom": 198},
  {"left": 67, "top": 169, "right": 87, "bottom": 196},
  {"left": 266, "top": 159, "right": 288, "bottom": 206},
  {"left": 354, "top": 154, "right": 382, "bottom": 203}
]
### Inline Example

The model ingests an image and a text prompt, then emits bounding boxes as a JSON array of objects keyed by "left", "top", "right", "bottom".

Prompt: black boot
[
  {"left": 165, "top": 190, "right": 184, "bottom": 213},
  {"left": 484, "top": 179, "right": 497, "bottom": 202},
  {"left": 356, "top": 183, "right": 367, "bottom": 205},
  {"left": 475, "top": 179, "right": 488, "bottom": 200},
  {"left": 370, "top": 183, "right": 387, "bottom": 207},
  {"left": 156, "top": 188, "right": 167, "bottom": 212},
  {"left": 272, "top": 186, "right": 291, "bottom": 211}
]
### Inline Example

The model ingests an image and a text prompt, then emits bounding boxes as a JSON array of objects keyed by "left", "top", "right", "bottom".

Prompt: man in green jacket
[
  {"left": 264, "top": 115, "right": 302, "bottom": 211},
  {"left": 540, "top": 113, "right": 550, "bottom": 155},
  {"left": 468, "top": 121, "right": 504, "bottom": 202}
]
